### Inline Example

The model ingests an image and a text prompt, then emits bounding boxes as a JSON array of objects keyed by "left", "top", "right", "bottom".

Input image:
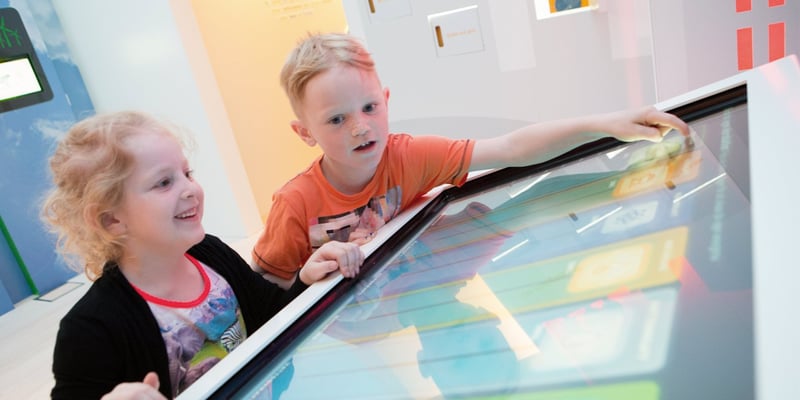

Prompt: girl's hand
[{"left": 101, "top": 372, "right": 166, "bottom": 400}]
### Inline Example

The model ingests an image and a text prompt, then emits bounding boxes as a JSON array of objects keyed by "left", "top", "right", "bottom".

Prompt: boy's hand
[
  {"left": 299, "top": 241, "right": 365, "bottom": 284},
  {"left": 605, "top": 106, "right": 690, "bottom": 143},
  {"left": 348, "top": 228, "right": 375, "bottom": 245}
]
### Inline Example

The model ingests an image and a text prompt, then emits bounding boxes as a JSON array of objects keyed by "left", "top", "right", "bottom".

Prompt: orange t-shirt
[{"left": 253, "top": 133, "right": 475, "bottom": 279}]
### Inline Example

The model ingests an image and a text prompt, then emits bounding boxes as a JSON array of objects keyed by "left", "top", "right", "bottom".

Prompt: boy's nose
[
  {"left": 349, "top": 118, "right": 369, "bottom": 137},
  {"left": 351, "top": 122, "right": 369, "bottom": 137}
]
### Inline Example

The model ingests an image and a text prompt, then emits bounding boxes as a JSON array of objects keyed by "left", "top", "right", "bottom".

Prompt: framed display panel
[
  {"left": 180, "top": 56, "right": 800, "bottom": 400},
  {"left": 0, "top": 7, "right": 53, "bottom": 112}
]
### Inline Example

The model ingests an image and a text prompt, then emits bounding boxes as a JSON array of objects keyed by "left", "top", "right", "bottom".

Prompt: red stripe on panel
[
  {"left": 736, "top": 0, "right": 752, "bottom": 12},
  {"left": 737, "top": 27, "right": 754, "bottom": 70},
  {"left": 768, "top": 22, "right": 785, "bottom": 61}
]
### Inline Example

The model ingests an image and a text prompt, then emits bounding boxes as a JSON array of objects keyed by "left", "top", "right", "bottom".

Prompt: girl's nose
[{"left": 180, "top": 178, "right": 199, "bottom": 199}]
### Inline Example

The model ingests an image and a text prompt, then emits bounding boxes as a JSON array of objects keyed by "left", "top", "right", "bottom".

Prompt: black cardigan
[{"left": 51, "top": 234, "right": 308, "bottom": 399}]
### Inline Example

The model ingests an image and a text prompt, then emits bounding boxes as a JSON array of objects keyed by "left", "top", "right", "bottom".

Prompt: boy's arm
[
  {"left": 470, "top": 106, "right": 689, "bottom": 171},
  {"left": 251, "top": 192, "right": 313, "bottom": 282},
  {"left": 253, "top": 264, "right": 296, "bottom": 290}
]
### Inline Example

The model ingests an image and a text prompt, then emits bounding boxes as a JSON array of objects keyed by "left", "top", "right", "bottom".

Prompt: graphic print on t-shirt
[
  {"left": 145, "top": 266, "right": 246, "bottom": 396},
  {"left": 308, "top": 187, "right": 402, "bottom": 250}
]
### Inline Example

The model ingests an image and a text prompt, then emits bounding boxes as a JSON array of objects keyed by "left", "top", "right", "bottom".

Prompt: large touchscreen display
[{"left": 222, "top": 91, "right": 752, "bottom": 399}]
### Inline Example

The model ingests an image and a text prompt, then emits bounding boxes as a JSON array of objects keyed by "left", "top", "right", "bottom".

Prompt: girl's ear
[
  {"left": 100, "top": 211, "right": 126, "bottom": 236},
  {"left": 291, "top": 120, "right": 316, "bottom": 147}
]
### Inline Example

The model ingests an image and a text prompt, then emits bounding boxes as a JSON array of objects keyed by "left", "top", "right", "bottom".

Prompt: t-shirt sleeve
[
  {"left": 252, "top": 190, "right": 312, "bottom": 280},
  {"left": 398, "top": 134, "right": 475, "bottom": 195}
]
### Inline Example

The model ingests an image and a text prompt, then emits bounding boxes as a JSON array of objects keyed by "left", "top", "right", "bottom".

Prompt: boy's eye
[
  {"left": 328, "top": 115, "right": 345, "bottom": 125},
  {"left": 363, "top": 103, "right": 377, "bottom": 113},
  {"left": 185, "top": 169, "right": 194, "bottom": 180}
]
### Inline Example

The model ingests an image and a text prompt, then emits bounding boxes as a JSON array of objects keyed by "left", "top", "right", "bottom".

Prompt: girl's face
[
  {"left": 291, "top": 65, "right": 390, "bottom": 191},
  {"left": 108, "top": 131, "right": 205, "bottom": 255}
]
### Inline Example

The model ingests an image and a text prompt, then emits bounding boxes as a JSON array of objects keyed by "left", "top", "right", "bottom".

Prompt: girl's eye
[
  {"left": 155, "top": 177, "right": 172, "bottom": 189},
  {"left": 185, "top": 169, "right": 194, "bottom": 180},
  {"left": 329, "top": 115, "right": 344, "bottom": 125},
  {"left": 364, "top": 103, "right": 377, "bottom": 113}
]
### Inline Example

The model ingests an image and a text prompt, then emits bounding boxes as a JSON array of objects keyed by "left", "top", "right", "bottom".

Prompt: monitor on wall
[{"left": 0, "top": 7, "right": 53, "bottom": 113}]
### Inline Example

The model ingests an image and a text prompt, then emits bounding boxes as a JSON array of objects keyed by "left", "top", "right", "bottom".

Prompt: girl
[{"left": 42, "top": 111, "right": 363, "bottom": 399}]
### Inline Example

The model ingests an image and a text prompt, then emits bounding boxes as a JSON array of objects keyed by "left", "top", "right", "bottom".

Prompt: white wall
[
  {"left": 651, "top": 0, "right": 799, "bottom": 100},
  {"left": 50, "top": 0, "right": 261, "bottom": 244},
  {"left": 48, "top": 0, "right": 799, "bottom": 240},
  {"left": 344, "top": 0, "right": 660, "bottom": 136},
  {"left": 343, "top": 0, "right": 800, "bottom": 138}
]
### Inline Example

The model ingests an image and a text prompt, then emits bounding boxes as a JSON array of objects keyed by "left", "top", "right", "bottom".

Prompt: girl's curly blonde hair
[{"left": 41, "top": 111, "right": 186, "bottom": 280}]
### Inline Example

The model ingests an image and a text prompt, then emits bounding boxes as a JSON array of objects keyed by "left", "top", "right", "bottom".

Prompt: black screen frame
[{"left": 211, "top": 84, "right": 748, "bottom": 398}]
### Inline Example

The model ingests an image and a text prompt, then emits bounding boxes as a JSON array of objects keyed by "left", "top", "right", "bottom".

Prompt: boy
[{"left": 252, "top": 32, "right": 689, "bottom": 288}]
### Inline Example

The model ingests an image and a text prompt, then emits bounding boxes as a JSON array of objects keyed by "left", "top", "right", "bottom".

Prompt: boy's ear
[
  {"left": 291, "top": 120, "right": 316, "bottom": 147},
  {"left": 383, "top": 87, "right": 390, "bottom": 103}
]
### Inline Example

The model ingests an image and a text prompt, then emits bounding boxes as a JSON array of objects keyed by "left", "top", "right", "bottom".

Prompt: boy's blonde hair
[
  {"left": 280, "top": 32, "right": 376, "bottom": 116},
  {"left": 41, "top": 111, "right": 188, "bottom": 280}
]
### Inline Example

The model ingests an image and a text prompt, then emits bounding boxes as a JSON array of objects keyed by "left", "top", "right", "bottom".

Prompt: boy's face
[{"left": 291, "top": 65, "right": 390, "bottom": 188}]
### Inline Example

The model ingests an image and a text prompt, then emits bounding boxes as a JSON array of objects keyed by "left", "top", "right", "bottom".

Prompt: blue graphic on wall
[
  {"left": 0, "top": 0, "right": 94, "bottom": 314},
  {"left": 555, "top": 0, "right": 584, "bottom": 12}
]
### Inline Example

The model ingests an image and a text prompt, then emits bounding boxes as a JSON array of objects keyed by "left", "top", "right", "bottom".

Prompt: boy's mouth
[{"left": 354, "top": 141, "right": 376, "bottom": 152}]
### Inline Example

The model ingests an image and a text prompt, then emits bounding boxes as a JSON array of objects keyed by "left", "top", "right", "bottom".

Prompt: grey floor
[{"left": 0, "top": 273, "right": 89, "bottom": 399}]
